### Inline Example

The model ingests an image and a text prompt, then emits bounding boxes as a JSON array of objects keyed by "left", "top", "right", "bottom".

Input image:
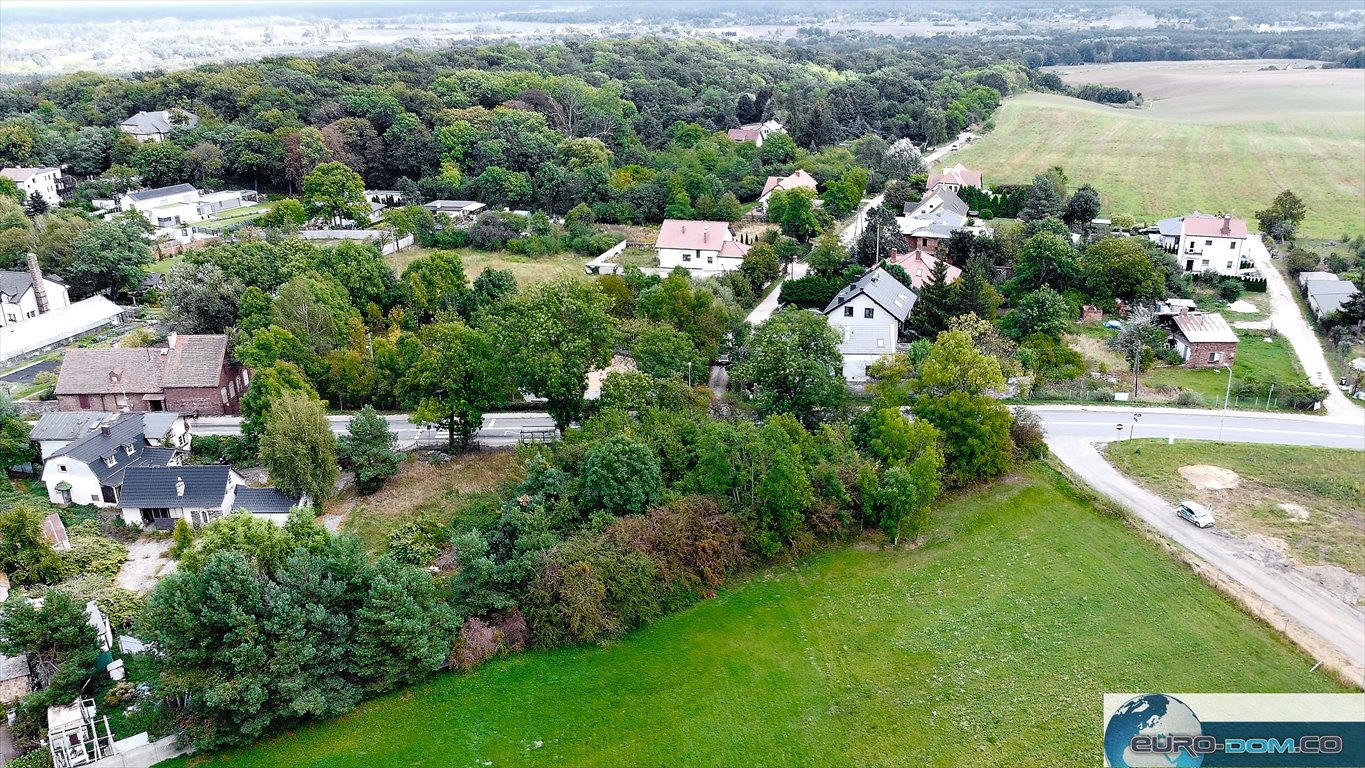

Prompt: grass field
[
  {"left": 1108, "top": 441, "right": 1365, "bottom": 576},
  {"left": 1144, "top": 330, "right": 1304, "bottom": 408},
  {"left": 171, "top": 465, "right": 1346, "bottom": 768},
  {"left": 386, "top": 246, "right": 587, "bottom": 285},
  {"left": 954, "top": 61, "right": 1365, "bottom": 238}
]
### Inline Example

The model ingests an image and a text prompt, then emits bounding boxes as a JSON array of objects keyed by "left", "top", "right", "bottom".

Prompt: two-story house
[
  {"left": 654, "top": 219, "right": 751, "bottom": 276},
  {"left": 897, "top": 185, "right": 972, "bottom": 253},
  {"left": 756, "top": 169, "right": 818, "bottom": 212},
  {"left": 55, "top": 333, "right": 248, "bottom": 415},
  {"left": 1, "top": 167, "right": 62, "bottom": 207},
  {"left": 31, "top": 411, "right": 190, "bottom": 460},
  {"left": 1155, "top": 213, "right": 1249, "bottom": 276},
  {"left": 40, "top": 413, "right": 181, "bottom": 506},
  {"left": 118, "top": 184, "right": 204, "bottom": 229},
  {"left": 118, "top": 109, "right": 199, "bottom": 143},
  {"left": 822, "top": 267, "right": 917, "bottom": 381},
  {"left": 925, "top": 164, "right": 983, "bottom": 193}
]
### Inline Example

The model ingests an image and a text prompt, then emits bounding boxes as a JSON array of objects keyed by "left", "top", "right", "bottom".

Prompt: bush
[
  {"left": 1175, "top": 390, "right": 1203, "bottom": 406},
  {"left": 978, "top": 208, "right": 994, "bottom": 220},
  {"left": 188, "top": 435, "right": 253, "bottom": 465},
  {"left": 386, "top": 514, "right": 449, "bottom": 566},
  {"left": 58, "top": 523, "right": 127, "bottom": 579},
  {"left": 1010, "top": 408, "right": 1047, "bottom": 460},
  {"left": 579, "top": 435, "right": 663, "bottom": 516},
  {"left": 1217, "top": 278, "right": 1244, "bottom": 302},
  {"left": 468, "top": 213, "right": 522, "bottom": 250}
]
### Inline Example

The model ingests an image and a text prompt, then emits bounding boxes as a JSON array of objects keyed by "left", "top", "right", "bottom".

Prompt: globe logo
[{"left": 1104, "top": 694, "right": 1205, "bottom": 767}]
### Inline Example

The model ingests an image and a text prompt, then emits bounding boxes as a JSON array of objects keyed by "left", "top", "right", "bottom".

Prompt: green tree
[
  {"left": 401, "top": 322, "right": 509, "bottom": 452},
  {"left": 915, "top": 329, "right": 1006, "bottom": 397},
  {"left": 0, "top": 389, "right": 37, "bottom": 471},
  {"left": 24, "top": 190, "right": 48, "bottom": 216},
  {"left": 130, "top": 139, "right": 187, "bottom": 187},
  {"left": 1255, "top": 190, "right": 1308, "bottom": 243},
  {"left": 580, "top": 435, "right": 663, "bottom": 516},
  {"left": 733, "top": 308, "right": 845, "bottom": 427},
  {"left": 163, "top": 261, "right": 244, "bottom": 334},
  {"left": 493, "top": 279, "right": 619, "bottom": 432},
  {"left": 866, "top": 408, "right": 943, "bottom": 469},
  {"left": 629, "top": 322, "right": 704, "bottom": 381},
  {"left": 914, "top": 392, "right": 1014, "bottom": 487},
  {"left": 807, "top": 230, "right": 850, "bottom": 276},
  {"left": 65, "top": 213, "right": 152, "bottom": 298},
  {"left": 260, "top": 392, "right": 338, "bottom": 504},
  {"left": 768, "top": 187, "right": 823, "bottom": 241},
  {"left": 240, "top": 361, "right": 320, "bottom": 448},
  {"left": 1013, "top": 231, "right": 1079, "bottom": 293},
  {"left": 461, "top": 267, "right": 517, "bottom": 319},
  {"left": 1019, "top": 175, "right": 1064, "bottom": 222},
  {"left": 302, "top": 161, "right": 367, "bottom": 225},
  {"left": 339, "top": 406, "right": 400, "bottom": 495},
  {"left": 0, "top": 587, "right": 98, "bottom": 699},
  {"left": 1063, "top": 183, "right": 1102, "bottom": 231},
  {"left": 0, "top": 501, "right": 63, "bottom": 585},
  {"left": 401, "top": 249, "right": 468, "bottom": 320},
  {"left": 855, "top": 206, "right": 908, "bottom": 265},
  {"left": 271, "top": 273, "right": 358, "bottom": 356},
  {"left": 1080, "top": 237, "right": 1164, "bottom": 302},
  {"left": 1005, "top": 286, "right": 1072, "bottom": 341},
  {"left": 739, "top": 241, "right": 781, "bottom": 292}
]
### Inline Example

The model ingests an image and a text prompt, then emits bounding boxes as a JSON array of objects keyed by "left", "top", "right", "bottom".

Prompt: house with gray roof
[
  {"left": 40, "top": 413, "right": 182, "bottom": 507},
  {"left": 55, "top": 333, "right": 247, "bottom": 415},
  {"left": 1304, "top": 279, "right": 1359, "bottom": 322},
  {"left": 31, "top": 411, "right": 190, "bottom": 459},
  {"left": 897, "top": 186, "right": 986, "bottom": 255},
  {"left": 822, "top": 267, "right": 916, "bottom": 381},
  {"left": 118, "top": 465, "right": 303, "bottom": 529},
  {"left": 118, "top": 109, "right": 199, "bottom": 143},
  {"left": 1, "top": 265, "right": 71, "bottom": 327}
]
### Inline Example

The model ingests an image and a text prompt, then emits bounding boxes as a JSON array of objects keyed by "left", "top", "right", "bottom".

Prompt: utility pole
[
  {"left": 1130, "top": 336, "right": 1141, "bottom": 400},
  {"left": 1218, "top": 364, "right": 1234, "bottom": 441}
]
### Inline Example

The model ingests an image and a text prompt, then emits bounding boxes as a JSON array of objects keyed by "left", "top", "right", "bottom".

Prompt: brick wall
[{"left": 1185, "top": 340, "right": 1238, "bottom": 368}]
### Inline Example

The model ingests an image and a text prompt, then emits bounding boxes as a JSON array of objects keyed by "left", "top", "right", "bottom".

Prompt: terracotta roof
[
  {"left": 760, "top": 169, "right": 818, "bottom": 199},
  {"left": 655, "top": 220, "right": 736, "bottom": 251},
  {"left": 1182, "top": 215, "right": 1247, "bottom": 239},
  {"left": 1, "top": 167, "right": 57, "bottom": 183},
  {"left": 887, "top": 250, "right": 962, "bottom": 289},
  {"left": 727, "top": 128, "right": 763, "bottom": 143},
  {"left": 926, "top": 163, "right": 982, "bottom": 190},
  {"left": 717, "top": 240, "right": 752, "bottom": 260},
  {"left": 55, "top": 334, "right": 229, "bottom": 395},
  {"left": 1172, "top": 312, "right": 1238, "bottom": 344}
]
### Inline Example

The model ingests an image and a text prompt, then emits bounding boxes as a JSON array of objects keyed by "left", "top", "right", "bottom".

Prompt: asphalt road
[
  {"left": 0, "top": 358, "right": 59, "bottom": 384},
  {"left": 1034, "top": 405, "right": 1365, "bottom": 678}
]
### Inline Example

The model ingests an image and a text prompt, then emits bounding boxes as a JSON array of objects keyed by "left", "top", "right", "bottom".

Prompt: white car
[{"left": 1176, "top": 500, "right": 1215, "bottom": 529}]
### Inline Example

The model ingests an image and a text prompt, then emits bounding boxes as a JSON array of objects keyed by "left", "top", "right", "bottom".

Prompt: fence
[
  {"left": 584, "top": 240, "right": 629, "bottom": 275},
  {"left": 296, "top": 230, "right": 414, "bottom": 254}
]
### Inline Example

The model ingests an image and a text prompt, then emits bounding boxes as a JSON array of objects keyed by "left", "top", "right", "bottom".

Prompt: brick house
[
  {"left": 1168, "top": 312, "right": 1239, "bottom": 368},
  {"left": 55, "top": 333, "right": 248, "bottom": 415}
]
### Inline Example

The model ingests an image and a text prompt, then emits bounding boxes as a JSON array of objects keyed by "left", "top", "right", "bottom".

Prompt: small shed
[
  {"left": 1081, "top": 304, "right": 1103, "bottom": 323},
  {"left": 1169, "top": 312, "right": 1239, "bottom": 368}
]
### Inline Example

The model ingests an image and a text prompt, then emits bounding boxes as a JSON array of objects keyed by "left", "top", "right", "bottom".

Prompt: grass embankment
[
  {"left": 955, "top": 89, "right": 1365, "bottom": 239},
  {"left": 332, "top": 451, "right": 517, "bottom": 554},
  {"left": 1108, "top": 441, "right": 1365, "bottom": 575},
  {"left": 385, "top": 246, "right": 587, "bottom": 285},
  {"left": 172, "top": 465, "right": 1346, "bottom": 768}
]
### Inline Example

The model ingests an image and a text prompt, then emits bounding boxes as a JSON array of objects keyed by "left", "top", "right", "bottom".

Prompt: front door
[
  {"left": 1185, "top": 259, "right": 1195, "bottom": 272},
  {"left": 101, "top": 485, "right": 117, "bottom": 504}
]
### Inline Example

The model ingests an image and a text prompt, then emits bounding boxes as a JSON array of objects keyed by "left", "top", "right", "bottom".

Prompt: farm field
[
  {"left": 167, "top": 465, "right": 1346, "bottom": 768},
  {"left": 1107, "top": 441, "right": 1365, "bottom": 577},
  {"left": 952, "top": 61, "right": 1365, "bottom": 238},
  {"left": 385, "top": 245, "right": 587, "bottom": 285}
]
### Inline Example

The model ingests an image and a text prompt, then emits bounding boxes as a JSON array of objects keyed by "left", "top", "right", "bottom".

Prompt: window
[
  {"left": 1226, "top": 262, "right": 1233, "bottom": 270},
  {"left": 706, "top": 256, "right": 713, "bottom": 264},
  {"left": 876, "top": 338, "right": 885, "bottom": 348},
  {"left": 1201, "top": 260, "right": 1209, "bottom": 268},
  {"left": 58, "top": 464, "right": 67, "bottom": 473},
  {"left": 91, "top": 495, "right": 100, "bottom": 502},
  {"left": 123, "top": 442, "right": 135, "bottom": 455},
  {"left": 1208, "top": 351, "right": 1220, "bottom": 363},
  {"left": 864, "top": 308, "right": 874, "bottom": 319},
  {"left": 1205, "top": 239, "right": 1212, "bottom": 246},
  {"left": 220, "top": 386, "right": 228, "bottom": 403},
  {"left": 1230, "top": 241, "right": 1237, "bottom": 249},
  {"left": 682, "top": 253, "right": 691, "bottom": 262},
  {"left": 103, "top": 455, "right": 116, "bottom": 468},
  {"left": 843, "top": 306, "right": 853, "bottom": 317}
]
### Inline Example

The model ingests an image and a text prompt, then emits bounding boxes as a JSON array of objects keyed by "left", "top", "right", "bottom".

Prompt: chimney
[
  {"left": 167, "top": 332, "right": 178, "bottom": 349},
  {"left": 100, "top": 425, "right": 111, "bottom": 436},
  {"left": 680, "top": 224, "right": 686, "bottom": 234},
  {"left": 703, "top": 226, "right": 709, "bottom": 243},
  {"left": 175, "top": 477, "right": 185, "bottom": 497},
  {"left": 25, "top": 253, "right": 49, "bottom": 314},
  {"left": 1221, "top": 214, "right": 1231, "bottom": 235}
]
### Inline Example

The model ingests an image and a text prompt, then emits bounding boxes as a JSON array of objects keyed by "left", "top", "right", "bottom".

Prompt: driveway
[
  {"left": 1246, "top": 235, "right": 1361, "bottom": 422},
  {"left": 115, "top": 538, "right": 176, "bottom": 595}
]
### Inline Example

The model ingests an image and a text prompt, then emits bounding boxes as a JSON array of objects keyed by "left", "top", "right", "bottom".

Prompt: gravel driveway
[{"left": 115, "top": 538, "right": 176, "bottom": 595}]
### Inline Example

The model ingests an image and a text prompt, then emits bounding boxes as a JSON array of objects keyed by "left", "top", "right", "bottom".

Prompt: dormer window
[
  {"left": 123, "top": 442, "right": 135, "bottom": 455},
  {"left": 103, "top": 455, "right": 117, "bottom": 468}
]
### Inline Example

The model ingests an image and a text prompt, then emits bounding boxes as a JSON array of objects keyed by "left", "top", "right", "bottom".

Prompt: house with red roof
[
  {"left": 925, "top": 163, "right": 983, "bottom": 193},
  {"left": 726, "top": 127, "right": 765, "bottom": 146},
  {"left": 757, "top": 169, "right": 819, "bottom": 208},
  {"left": 655, "top": 220, "right": 751, "bottom": 276},
  {"left": 886, "top": 250, "right": 962, "bottom": 289}
]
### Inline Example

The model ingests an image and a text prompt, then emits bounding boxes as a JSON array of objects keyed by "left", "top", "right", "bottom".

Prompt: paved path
[
  {"left": 1032, "top": 405, "right": 1364, "bottom": 680},
  {"left": 1247, "top": 235, "right": 1361, "bottom": 421}
]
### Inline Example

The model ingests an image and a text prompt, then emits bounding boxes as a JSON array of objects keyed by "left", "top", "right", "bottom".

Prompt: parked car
[{"left": 1176, "top": 500, "right": 1215, "bottom": 528}]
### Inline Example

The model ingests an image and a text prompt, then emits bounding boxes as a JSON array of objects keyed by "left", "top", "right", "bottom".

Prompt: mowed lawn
[
  {"left": 169, "top": 466, "right": 1346, "bottom": 768},
  {"left": 1144, "top": 330, "right": 1304, "bottom": 408},
  {"left": 1108, "top": 441, "right": 1365, "bottom": 576},
  {"left": 386, "top": 245, "right": 587, "bottom": 285},
  {"left": 954, "top": 82, "right": 1365, "bottom": 238}
]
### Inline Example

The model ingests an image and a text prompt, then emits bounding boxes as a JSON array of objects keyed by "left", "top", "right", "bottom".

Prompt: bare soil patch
[{"left": 1178, "top": 465, "right": 1242, "bottom": 491}]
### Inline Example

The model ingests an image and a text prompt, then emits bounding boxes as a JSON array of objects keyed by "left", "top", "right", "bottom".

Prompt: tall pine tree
[{"left": 910, "top": 258, "right": 953, "bottom": 339}]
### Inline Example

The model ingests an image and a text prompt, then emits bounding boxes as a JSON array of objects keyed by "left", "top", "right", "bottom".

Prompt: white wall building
[
  {"left": 0, "top": 259, "right": 71, "bottom": 327},
  {"left": 1, "top": 167, "right": 61, "bottom": 207},
  {"left": 822, "top": 267, "right": 916, "bottom": 381},
  {"left": 119, "top": 184, "right": 205, "bottom": 229},
  {"left": 1163, "top": 213, "right": 1249, "bottom": 276},
  {"left": 654, "top": 219, "right": 750, "bottom": 276},
  {"left": 118, "top": 109, "right": 199, "bottom": 143}
]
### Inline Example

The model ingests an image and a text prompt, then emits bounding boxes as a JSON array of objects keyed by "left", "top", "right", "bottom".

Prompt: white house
[
  {"left": 117, "top": 465, "right": 303, "bottom": 530},
  {"left": 654, "top": 219, "right": 751, "bottom": 276},
  {"left": 118, "top": 184, "right": 204, "bottom": 229},
  {"left": 195, "top": 189, "right": 254, "bottom": 216},
  {"left": 1, "top": 167, "right": 61, "bottom": 207},
  {"left": 897, "top": 185, "right": 974, "bottom": 253},
  {"left": 41, "top": 413, "right": 181, "bottom": 507},
  {"left": 0, "top": 256, "right": 71, "bottom": 327},
  {"left": 118, "top": 109, "right": 199, "bottom": 143},
  {"left": 1159, "top": 213, "right": 1249, "bottom": 276},
  {"left": 823, "top": 267, "right": 917, "bottom": 381},
  {"left": 424, "top": 200, "right": 486, "bottom": 222}
]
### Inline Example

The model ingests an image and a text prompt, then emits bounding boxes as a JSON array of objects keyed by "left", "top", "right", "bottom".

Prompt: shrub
[
  {"left": 188, "top": 435, "right": 253, "bottom": 465},
  {"left": 1010, "top": 408, "right": 1047, "bottom": 460},
  {"left": 1175, "top": 390, "right": 1203, "bottom": 406},
  {"left": 1217, "top": 278, "right": 1244, "bottom": 302},
  {"left": 579, "top": 435, "right": 663, "bottom": 516},
  {"left": 978, "top": 208, "right": 994, "bottom": 220},
  {"left": 386, "top": 514, "right": 449, "bottom": 566},
  {"left": 58, "top": 523, "right": 127, "bottom": 579}
]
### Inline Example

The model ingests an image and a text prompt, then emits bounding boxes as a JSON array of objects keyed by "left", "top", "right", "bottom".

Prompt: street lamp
[
  {"left": 1218, "top": 363, "right": 1234, "bottom": 441},
  {"left": 1130, "top": 412, "right": 1142, "bottom": 441}
]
